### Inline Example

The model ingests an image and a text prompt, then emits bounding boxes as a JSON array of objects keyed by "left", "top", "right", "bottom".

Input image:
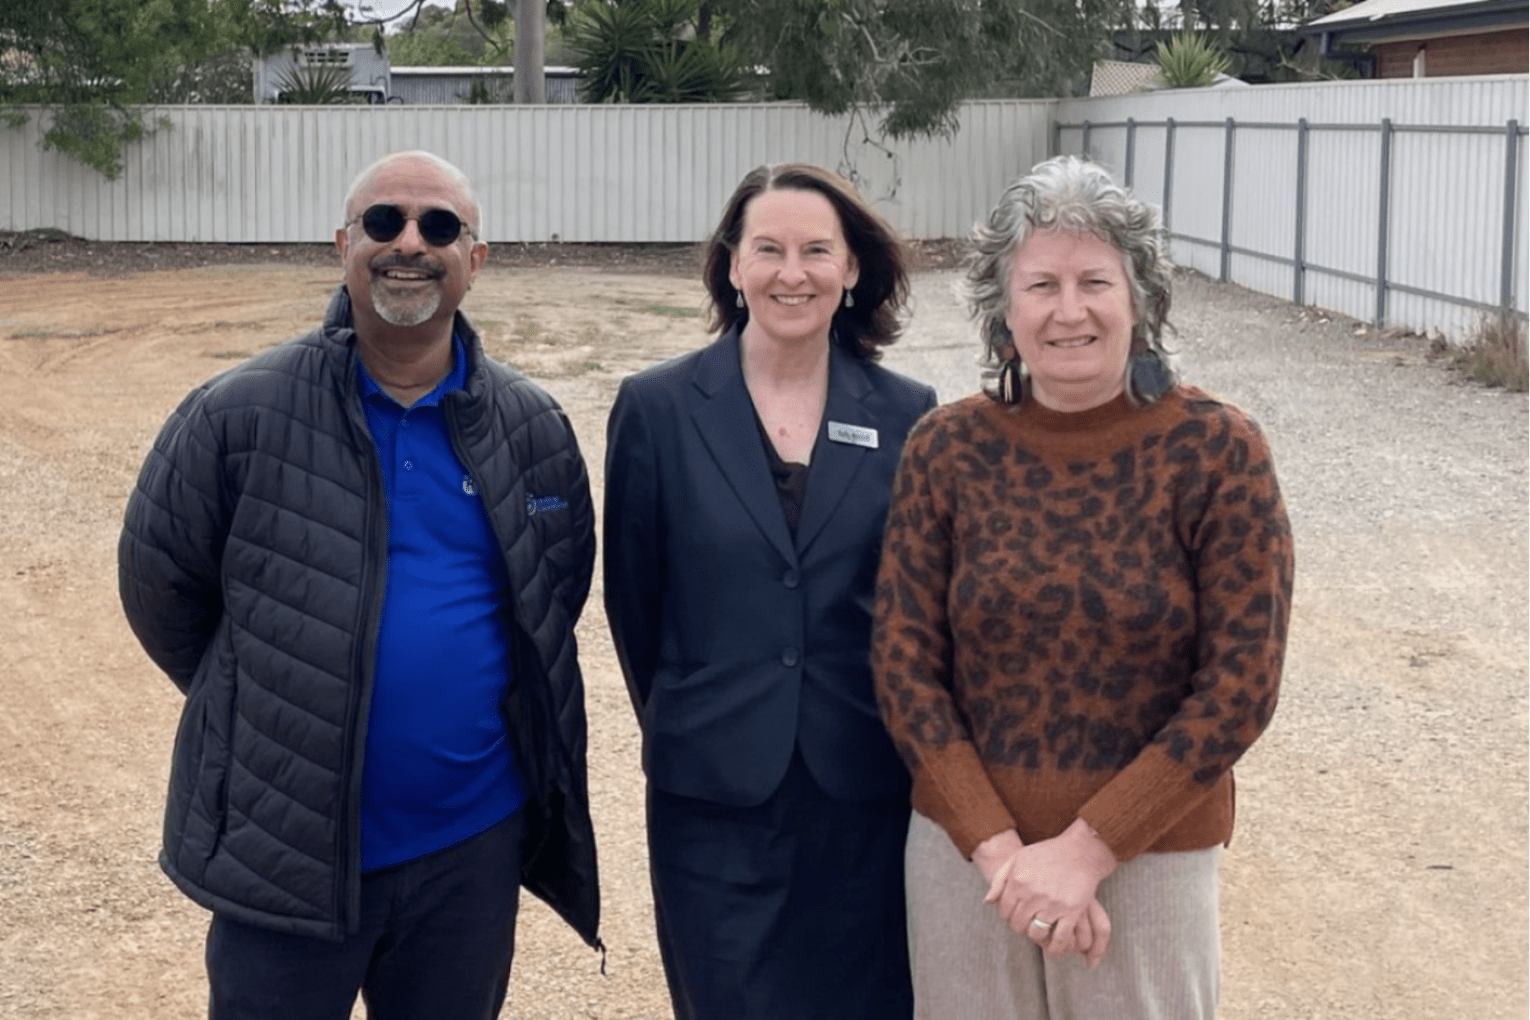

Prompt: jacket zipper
[
  {"left": 444, "top": 398, "right": 574, "bottom": 806},
  {"left": 338, "top": 368, "right": 389, "bottom": 936},
  {"left": 445, "top": 379, "right": 599, "bottom": 950}
]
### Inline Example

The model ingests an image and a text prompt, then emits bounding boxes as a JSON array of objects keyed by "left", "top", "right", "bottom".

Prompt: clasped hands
[{"left": 971, "top": 818, "right": 1119, "bottom": 968}]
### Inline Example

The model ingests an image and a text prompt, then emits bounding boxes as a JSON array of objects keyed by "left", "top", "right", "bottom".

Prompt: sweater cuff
[{"left": 1077, "top": 749, "right": 1219, "bottom": 861}]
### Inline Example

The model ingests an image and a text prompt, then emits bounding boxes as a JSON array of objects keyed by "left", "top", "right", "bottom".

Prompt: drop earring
[
  {"left": 998, "top": 359, "right": 1023, "bottom": 405},
  {"left": 735, "top": 292, "right": 744, "bottom": 309},
  {"left": 844, "top": 290, "right": 855, "bottom": 309},
  {"left": 1128, "top": 348, "right": 1173, "bottom": 401}
]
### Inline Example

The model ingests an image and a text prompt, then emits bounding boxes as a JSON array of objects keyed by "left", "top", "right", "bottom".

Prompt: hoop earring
[
  {"left": 998, "top": 359, "right": 1024, "bottom": 405},
  {"left": 844, "top": 290, "right": 855, "bottom": 309},
  {"left": 735, "top": 292, "right": 744, "bottom": 309},
  {"left": 1129, "top": 348, "right": 1173, "bottom": 401}
]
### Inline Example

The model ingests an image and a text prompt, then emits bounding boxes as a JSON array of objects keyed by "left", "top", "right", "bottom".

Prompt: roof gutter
[{"left": 1309, "top": 0, "right": 1528, "bottom": 45}]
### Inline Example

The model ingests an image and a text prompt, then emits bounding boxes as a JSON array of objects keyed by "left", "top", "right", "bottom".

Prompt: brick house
[{"left": 1307, "top": 0, "right": 1528, "bottom": 78}]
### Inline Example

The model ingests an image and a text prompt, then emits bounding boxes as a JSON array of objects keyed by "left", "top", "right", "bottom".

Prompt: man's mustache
[{"left": 369, "top": 253, "right": 444, "bottom": 278}]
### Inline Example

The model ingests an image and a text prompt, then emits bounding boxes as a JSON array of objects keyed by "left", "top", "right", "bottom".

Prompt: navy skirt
[{"left": 646, "top": 748, "right": 913, "bottom": 1020}]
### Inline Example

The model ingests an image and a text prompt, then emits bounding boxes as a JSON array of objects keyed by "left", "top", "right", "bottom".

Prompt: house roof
[{"left": 1306, "top": 0, "right": 1527, "bottom": 42}]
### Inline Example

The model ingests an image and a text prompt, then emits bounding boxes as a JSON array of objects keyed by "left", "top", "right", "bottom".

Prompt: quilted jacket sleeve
[
  {"left": 118, "top": 385, "right": 229, "bottom": 694},
  {"left": 559, "top": 414, "right": 596, "bottom": 634},
  {"left": 546, "top": 401, "right": 596, "bottom": 764}
]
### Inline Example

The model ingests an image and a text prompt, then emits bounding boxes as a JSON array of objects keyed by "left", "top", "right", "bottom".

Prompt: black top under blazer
[{"left": 603, "top": 327, "right": 937, "bottom": 807}]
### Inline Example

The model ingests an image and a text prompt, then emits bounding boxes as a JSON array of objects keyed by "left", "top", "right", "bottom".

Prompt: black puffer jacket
[{"left": 119, "top": 288, "right": 600, "bottom": 946}]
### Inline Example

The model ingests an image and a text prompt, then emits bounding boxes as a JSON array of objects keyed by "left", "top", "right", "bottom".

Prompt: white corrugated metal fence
[
  {"left": 0, "top": 101, "right": 1051, "bottom": 245},
  {"left": 1054, "top": 75, "right": 1529, "bottom": 336},
  {"left": 3, "top": 80, "right": 1525, "bottom": 338}
]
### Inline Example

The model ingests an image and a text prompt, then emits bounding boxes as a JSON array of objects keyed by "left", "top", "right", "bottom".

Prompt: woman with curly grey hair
[
  {"left": 871, "top": 156, "right": 1294, "bottom": 1018},
  {"left": 967, "top": 155, "right": 1177, "bottom": 407}
]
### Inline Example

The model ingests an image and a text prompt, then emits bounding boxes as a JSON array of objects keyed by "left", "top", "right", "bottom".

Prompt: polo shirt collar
[{"left": 358, "top": 333, "right": 469, "bottom": 409}]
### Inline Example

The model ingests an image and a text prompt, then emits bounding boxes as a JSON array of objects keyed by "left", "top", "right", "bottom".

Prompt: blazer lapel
[
  {"left": 796, "top": 345, "right": 877, "bottom": 554},
  {"left": 690, "top": 329, "right": 799, "bottom": 567}
]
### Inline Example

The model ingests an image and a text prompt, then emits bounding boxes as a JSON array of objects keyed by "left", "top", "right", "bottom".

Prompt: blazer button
[
  {"left": 782, "top": 569, "right": 800, "bottom": 589},
  {"left": 781, "top": 646, "right": 800, "bottom": 667}
]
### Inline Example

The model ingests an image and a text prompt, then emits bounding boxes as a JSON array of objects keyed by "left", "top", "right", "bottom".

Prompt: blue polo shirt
[{"left": 358, "top": 337, "right": 527, "bottom": 872}]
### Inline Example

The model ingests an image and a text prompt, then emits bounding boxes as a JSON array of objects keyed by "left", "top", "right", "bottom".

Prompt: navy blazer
[{"left": 603, "top": 327, "right": 937, "bottom": 807}]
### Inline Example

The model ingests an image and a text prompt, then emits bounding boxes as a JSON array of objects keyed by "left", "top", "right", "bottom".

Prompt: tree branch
[{"left": 842, "top": 11, "right": 884, "bottom": 65}]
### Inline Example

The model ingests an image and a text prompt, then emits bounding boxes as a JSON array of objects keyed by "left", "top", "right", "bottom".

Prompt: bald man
[{"left": 119, "top": 151, "right": 601, "bottom": 1019}]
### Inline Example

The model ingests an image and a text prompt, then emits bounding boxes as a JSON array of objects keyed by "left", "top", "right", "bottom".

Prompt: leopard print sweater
[{"left": 872, "top": 385, "right": 1293, "bottom": 861}]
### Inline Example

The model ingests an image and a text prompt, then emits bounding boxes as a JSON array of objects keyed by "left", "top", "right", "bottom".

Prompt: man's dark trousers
[{"left": 206, "top": 809, "right": 526, "bottom": 1020}]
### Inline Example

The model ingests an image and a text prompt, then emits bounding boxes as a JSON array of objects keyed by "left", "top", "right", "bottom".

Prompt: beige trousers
[{"left": 906, "top": 812, "right": 1221, "bottom": 1020}]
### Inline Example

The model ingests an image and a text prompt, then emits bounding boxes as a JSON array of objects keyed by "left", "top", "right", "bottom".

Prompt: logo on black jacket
[{"left": 526, "top": 493, "right": 569, "bottom": 517}]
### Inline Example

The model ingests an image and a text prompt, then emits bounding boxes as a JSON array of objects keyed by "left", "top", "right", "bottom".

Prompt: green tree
[
  {"left": 146, "top": 49, "right": 257, "bottom": 105},
  {"left": 386, "top": 5, "right": 487, "bottom": 66},
  {"left": 238, "top": 0, "right": 355, "bottom": 56},
  {"left": 6, "top": 0, "right": 1137, "bottom": 177},
  {"left": 388, "top": 30, "right": 480, "bottom": 66},
  {"left": 0, "top": 0, "right": 354, "bottom": 177},
  {"left": 0, "top": 0, "right": 579, "bottom": 175},
  {"left": 381, "top": 0, "right": 578, "bottom": 68},
  {"left": 714, "top": 0, "right": 1129, "bottom": 138},
  {"left": 2, "top": 0, "right": 217, "bottom": 178},
  {"left": 563, "top": 0, "right": 1125, "bottom": 133}
]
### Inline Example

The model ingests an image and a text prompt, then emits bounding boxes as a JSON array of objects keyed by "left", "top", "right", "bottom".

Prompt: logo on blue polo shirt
[
  {"left": 462, "top": 475, "right": 477, "bottom": 496},
  {"left": 526, "top": 493, "right": 568, "bottom": 517}
]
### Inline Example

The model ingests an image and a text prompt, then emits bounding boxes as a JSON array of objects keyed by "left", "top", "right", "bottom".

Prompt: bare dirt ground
[{"left": 0, "top": 239, "right": 1524, "bottom": 1020}]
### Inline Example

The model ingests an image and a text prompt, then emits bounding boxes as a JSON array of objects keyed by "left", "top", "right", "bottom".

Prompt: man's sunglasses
[{"left": 350, "top": 204, "right": 475, "bottom": 247}]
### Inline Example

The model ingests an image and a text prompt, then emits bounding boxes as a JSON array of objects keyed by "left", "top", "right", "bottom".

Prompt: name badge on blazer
[{"left": 827, "top": 421, "right": 879, "bottom": 449}]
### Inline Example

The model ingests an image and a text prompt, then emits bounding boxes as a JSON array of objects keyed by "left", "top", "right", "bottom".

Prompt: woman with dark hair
[
  {"left": 872, "top": 156, "right": 1294, "bottom": 1019},
  {"left": 604, "top": 163, "right": 936, "bottom": 1020}
]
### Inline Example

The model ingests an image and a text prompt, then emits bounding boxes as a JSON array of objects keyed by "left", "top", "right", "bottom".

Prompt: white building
[
  {"left": 253, "top": 44, "right": 582, "bottom": 104},
  {"left": 388, "top": 66, "right": 583, "bottom": 103},
  {"left": 253, "top": 43, "right": 392, "bottom": 104}
]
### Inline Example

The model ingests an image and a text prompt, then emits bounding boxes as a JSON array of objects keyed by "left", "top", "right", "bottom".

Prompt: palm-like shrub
[
  {"left": 632, "top": 35, "right": 746, "bottom": 102},
  {"left": 567, "top": 0, "right": 748, "bottom": 103},
  {"left": 274, "top": 62, "right": 362, "bottom": 104},
  {"left": 1154, "top": 33, "right": 1231, "bottom": 88}
]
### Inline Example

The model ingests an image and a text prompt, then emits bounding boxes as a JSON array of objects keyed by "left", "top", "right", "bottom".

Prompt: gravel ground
[{"left": 0, "top": 242, "right": 1523, "bottom": 1019}]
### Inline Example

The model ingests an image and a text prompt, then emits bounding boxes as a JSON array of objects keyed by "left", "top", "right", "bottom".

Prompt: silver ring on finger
[{"left": 1029, "top": 916, "right": 1056, "bottom": 932}]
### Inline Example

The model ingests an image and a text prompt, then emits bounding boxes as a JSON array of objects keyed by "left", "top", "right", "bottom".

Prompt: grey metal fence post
[
  {"left": 1163, "top": 118, "right": 1176, "bottom": 233},
  {"left": 1376, "top": 117, "right": 1393, "bottom": 328},
  {"left": 1501, "top": 120, "right": 1521, "bottom": 317},
  {"left": 1294, "top": 118, "right": 1309, "bottom": 307},
  {"left": 1125, "top": 118, "right": 1136, "bottom": 188},
  {"left": 1220, "top": 117, "right": 1235, "bottom": 283},
  {"left": 1082, "top": 120, "right": 1093, "bottom": 159},
  {"left": 1051, "top": 119, "right": 1061, "bottom": 159}
]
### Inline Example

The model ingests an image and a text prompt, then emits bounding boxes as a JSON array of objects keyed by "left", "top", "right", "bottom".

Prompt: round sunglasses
[{"left": 349, "top": 204, "right": 475, "bottom": 247}]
